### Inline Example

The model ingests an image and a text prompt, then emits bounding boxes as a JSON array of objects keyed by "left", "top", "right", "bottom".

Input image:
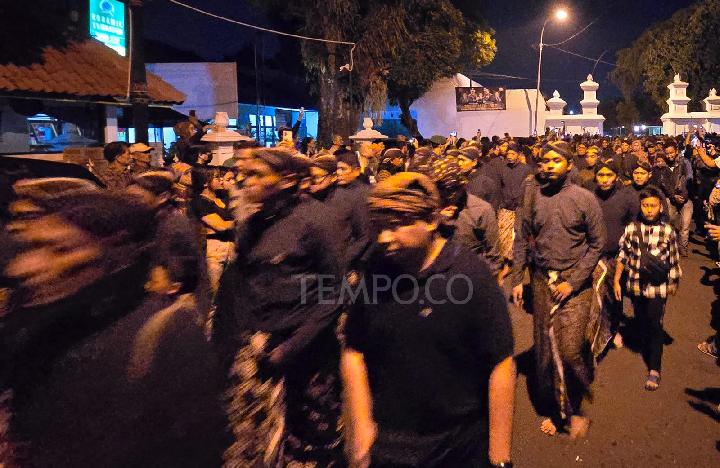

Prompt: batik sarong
[
  {"left": 531, "top": 268, "right": 599, "bottom": 421},
  {"left": 224, "top": 332, "right": 343, "bottom": 468},
  {"left": 497, "top": 209, "right": 516, "bottom": 261},
  {"left": 0, "top": 389, "right": 19, "bottom": 468}
]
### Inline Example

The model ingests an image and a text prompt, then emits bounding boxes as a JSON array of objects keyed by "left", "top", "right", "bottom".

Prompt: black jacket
[{"left": 594, "top": 184, "right": 639, "bottom": 257}]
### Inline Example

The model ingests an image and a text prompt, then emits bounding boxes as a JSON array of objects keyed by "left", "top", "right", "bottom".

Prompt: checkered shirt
[{"left": 617, "top": 221, "right": 682, "bottom": 298}]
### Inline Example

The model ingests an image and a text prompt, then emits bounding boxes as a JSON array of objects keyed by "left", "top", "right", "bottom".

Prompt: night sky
[{"left": 144, "top": 0, "right": 696, "bottom": 110}]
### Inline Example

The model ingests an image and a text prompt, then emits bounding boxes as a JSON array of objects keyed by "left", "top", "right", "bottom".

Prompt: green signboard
[{"left": 89, "top": 0, "right": 126, "bottom": 56}]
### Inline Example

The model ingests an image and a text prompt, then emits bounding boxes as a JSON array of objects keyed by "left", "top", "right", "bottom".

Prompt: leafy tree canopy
[
  {"left": 611, "top": 0, "right": 720, "bottom": 118},
  {"left": 252, "top": 0, "right": 495, "bottom": 141}
]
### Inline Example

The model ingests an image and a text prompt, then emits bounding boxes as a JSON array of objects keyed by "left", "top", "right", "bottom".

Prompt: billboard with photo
[{"left": 455, "top": 86, "right": 506, "bottom": 111}]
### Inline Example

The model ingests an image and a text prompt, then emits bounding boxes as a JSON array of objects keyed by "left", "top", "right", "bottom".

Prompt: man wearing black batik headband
[
  {"left": 342, "top": 173, "right": 516, "bottom": 468},
  {"left": 213, "top": 147, "right": 345, "bottom": 466},
  {"left": 511, "top": 141, "right": 606, "bottom": 440}
]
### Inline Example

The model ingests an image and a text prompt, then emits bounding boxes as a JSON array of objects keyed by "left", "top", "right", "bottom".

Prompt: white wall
[
  {"left": 409, "top": 74, "right": 547, "bottom": 138},
  {"left": 147, "top": 62, "right": 239, "bottom": 120},
  {"left": 545, "top": 115, "right": 604, "bottom": 136}
]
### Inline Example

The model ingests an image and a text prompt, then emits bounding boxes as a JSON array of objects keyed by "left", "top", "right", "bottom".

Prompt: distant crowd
[{"left": 1, "top": 113, "right": 719, "bottom": 467}]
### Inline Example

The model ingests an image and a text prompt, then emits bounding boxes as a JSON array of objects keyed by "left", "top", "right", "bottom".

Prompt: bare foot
[
  {"left": 569, "top": 415, "right": 590, "bottom": 440},
  {"left": 613, "top": 332, "right": 624, "bottom": 348},
  {"left": 540, "top": 418, "right": 558, "bottom": 436}
]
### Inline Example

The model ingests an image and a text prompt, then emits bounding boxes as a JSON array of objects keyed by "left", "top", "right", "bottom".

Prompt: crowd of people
[{"left": 0, "top": 116, "right": 719, "bottom": 467}]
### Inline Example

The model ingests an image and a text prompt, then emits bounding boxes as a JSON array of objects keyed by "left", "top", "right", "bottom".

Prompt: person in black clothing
[
  {"left": 613, "top": 142, "right": 638, "bottom": 186},
  {"left": 578, "top": 145, "right": 600, "bottom": 191},
  {"left": 308, "top": 154, "right": 338, "bottom": 201},
  {"left": 1, "top": 192, "right": 227, "bottom": 467},
  {"left": 629, "top": 161, "right": 670, "bottom": 215},
  {"left": 593, "top": 162, "right": 639, "bottom": 349},
  {"left": 425, "top": 152, "right": 504, "bottom": 279},
  {"left": 630, "top": 161, "right": 654, "bottom": 193},
  {"left": 342, "top": 172, "right": 516, "bottom": 468},
  {"left": 497, "top": 143, "right": 533, "bottom": 261},
  {"left": 332, "top": 150, "right": 372, "bottom": 272},
  {"left": 463, "top": 146, "right": 502, "bottom": 211},
  {"left": 511, "top": 141, "right": 606, "bottom": 439},
  {"left": 689, "top": 136, "right": 720, "bottom": 235},
  {"left": 213, "top": 147, "right": 344, "bottom": 467},
  {"left": 654, "top": 141, "right": 693, "bottom": 256},
  {"left": 126, "top": 170, "right": 210, "bottom": 316},
  {"left": 189, "top": 167, "right": 235, "bottom": 295},
  {"left": 277, "top": 108, "right": 305, "bottom": 146}
]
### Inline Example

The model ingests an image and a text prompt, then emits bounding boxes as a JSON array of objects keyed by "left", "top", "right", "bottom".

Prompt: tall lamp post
[{"left": 534, "top": 8, "right": 568, "bottom": 136}]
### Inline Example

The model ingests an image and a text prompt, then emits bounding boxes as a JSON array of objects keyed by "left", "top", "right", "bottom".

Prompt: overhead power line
[
  {"left": 544, "top": 18, "right": 599, "bottom": 47},
  {"left": 165, "top": 0, "right": 357, "bottom": 70},
  {"left": 469, "top": 71, "right": 590, "bottom": 84},
  {"left": 166, "top": 0, "right": 355, "bottom": 46},
  {"left": 546, "top": 45, "right": 617, "bottom": 66}
]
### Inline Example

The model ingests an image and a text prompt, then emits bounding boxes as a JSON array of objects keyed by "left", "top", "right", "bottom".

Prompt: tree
[
  {"left": 611, "top": 0, "right": 720, "bottom": 118},
  {"left": 615, "top": 100, "right": 639, "bottom": 130},
  {"left": 253, "top": 0, "right": 495, "bottom": 144},
  {"left": 597, "top": 97, "right": 621, "bottom": 129},
  {"left": 387, "top": 0, "right": 496, "bottom": 137}
]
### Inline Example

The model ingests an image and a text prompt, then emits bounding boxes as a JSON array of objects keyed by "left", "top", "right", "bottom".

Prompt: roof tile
[{"left": 0, "top": 40, "right": 185, "bottom": 104}]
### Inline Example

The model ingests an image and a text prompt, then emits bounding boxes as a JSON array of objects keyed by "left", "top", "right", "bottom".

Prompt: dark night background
[{"left": 142, "top": 0, "right": 696, "bottom": 114}]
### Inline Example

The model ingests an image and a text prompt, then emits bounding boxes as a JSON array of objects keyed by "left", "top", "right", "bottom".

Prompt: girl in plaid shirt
[{"left": 613, "top": 186, "right": 682, "bottom": 391}]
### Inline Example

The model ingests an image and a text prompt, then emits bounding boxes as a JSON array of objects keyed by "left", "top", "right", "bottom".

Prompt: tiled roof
[{"left": 0, "top": 40, "right": 185, "bottom": 105}]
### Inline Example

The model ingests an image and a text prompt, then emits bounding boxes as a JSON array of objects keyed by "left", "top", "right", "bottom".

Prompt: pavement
[{"left": 509, "top": 234, "right": 720, "bottom": 467}]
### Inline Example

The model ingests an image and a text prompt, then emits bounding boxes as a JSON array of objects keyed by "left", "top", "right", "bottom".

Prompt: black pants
[
  {"left": 603, "top": 256, "right": 624, "bottom": 332},
  {"left": 630, "top": 296, "right": 667, "bottom": 372}
]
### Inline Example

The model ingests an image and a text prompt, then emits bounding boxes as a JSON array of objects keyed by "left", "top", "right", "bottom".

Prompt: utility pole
[{"left": 128, "top": 0, "right": 149, "bottom": 143}]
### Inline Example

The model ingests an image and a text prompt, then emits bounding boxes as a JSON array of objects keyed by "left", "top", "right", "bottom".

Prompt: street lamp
[{"left": 534, "top": 8, "right": 569, "bottom": 135}]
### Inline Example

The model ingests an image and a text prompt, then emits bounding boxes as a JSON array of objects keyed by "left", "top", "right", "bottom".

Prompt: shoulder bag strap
[{"left": 636, "top": 222, "right": 650, "bottom": 257}]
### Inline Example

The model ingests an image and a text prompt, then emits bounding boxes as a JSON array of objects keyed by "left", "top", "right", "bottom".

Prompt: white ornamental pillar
[
  {"left": 349, "top": 117, "right": 388, "bottom": 174},
  {"left": 661, "top": 73, "right": 693, "bottom": 135},
  {"left": 704, "top": 88, "right": 720, "bottom": 133},
  {"left": 201, "top": 112, "right": 249, "bottom": 165},
  {"left": 667, "top": 73, "right": 691, "bottom": 114},
  {"left": 580, "top": 74, "right": 600, "bottom": 115},
  {"left": 546, "top": 90, "right": 566, "bottom": 116}
]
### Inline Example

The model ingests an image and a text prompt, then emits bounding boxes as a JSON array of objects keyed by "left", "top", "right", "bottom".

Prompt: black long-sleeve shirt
[
  {"left": 653, "top": 157, "right": 692, "bottom": 203},
  {"left": 328, "top": 179, "right": 371, "bottom": 271},
  {"left": 594, "top": 184, "right": 639, "bottom": 258},
  {"left": 454, "top": 193, "right": 503, "bottom": 275},
  {"left": 499, "top": 162, "right": 533, "bottom": 211},
  {"left": 214, "top": 197, "right": 342, "bottom": 367},
  {"left": 613, "top": 153, "right": 638, "bottom": 182},
  {"left": 511, "top": 177, "right": 606, "bottom": 290},
  {"left": 467, "top": 170, "right": 501, "bottom": 211}
]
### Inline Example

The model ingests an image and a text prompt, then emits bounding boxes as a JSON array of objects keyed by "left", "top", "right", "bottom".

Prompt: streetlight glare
[{"left": 555, "top": 8, "right": 568, "bottom": 21}]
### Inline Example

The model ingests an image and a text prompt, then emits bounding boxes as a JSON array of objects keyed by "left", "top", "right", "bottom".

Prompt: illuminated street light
[{"left": 534, "top": 8, "right": 570, "bottom": 135}]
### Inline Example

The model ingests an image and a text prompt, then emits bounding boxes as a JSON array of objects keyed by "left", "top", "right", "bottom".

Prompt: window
[
  {"left": 27, "top": 114, "right": 58, "bottom": 147},
  {"left": 249, "top": 114, "right": 277, "bottom": 147}
]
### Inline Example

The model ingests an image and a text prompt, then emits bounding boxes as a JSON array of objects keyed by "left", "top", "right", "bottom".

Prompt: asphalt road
[{"left": 509, "top": 235, "right": 720, "bottom": 467}]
